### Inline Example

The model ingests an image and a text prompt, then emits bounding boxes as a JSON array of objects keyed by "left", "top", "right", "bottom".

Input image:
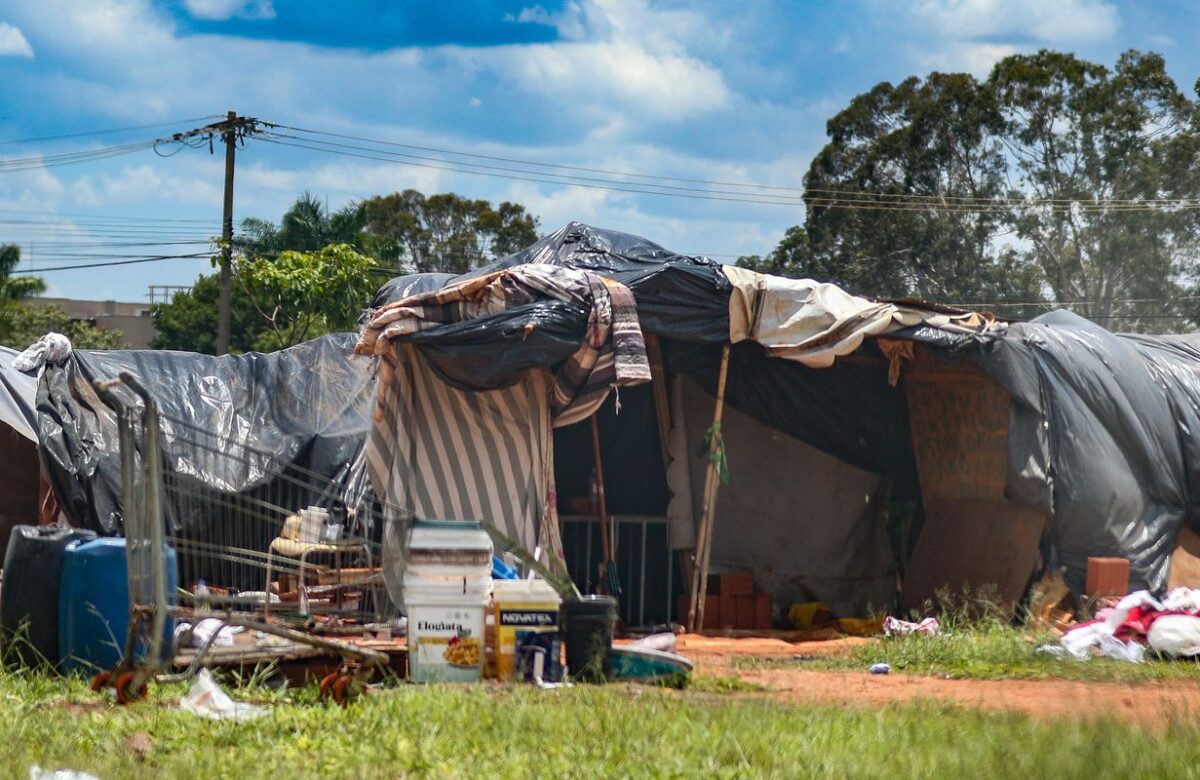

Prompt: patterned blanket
[{"left": 356, "top": 264, "right": 650, "bottom": 426}]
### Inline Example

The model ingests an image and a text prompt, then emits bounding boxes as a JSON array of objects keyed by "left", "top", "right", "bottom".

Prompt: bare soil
[{"left": 671, "top": 633, "right": 1200, "bottom": 728}]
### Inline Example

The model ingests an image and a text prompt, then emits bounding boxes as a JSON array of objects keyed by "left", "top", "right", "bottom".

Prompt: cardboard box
[
  {"left": 720, "top": 572, "right": 755, "bottom": 597},
  {"left": 755, "top": 593, "right": 772, "bottom": 629},
  {"left": 718, "top": 594, "right": 737, "bottom": 628},
  {"left": 735, "top": 596, "right": 756, "bottom": 629},
  {"left": 1086, "top": 557, "right": 1130, "bottom": 597}
]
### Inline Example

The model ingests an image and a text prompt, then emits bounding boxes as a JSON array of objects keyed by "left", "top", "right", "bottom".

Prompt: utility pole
[{"left": 216, "top": 110, "right": 237, "bottom": 356}]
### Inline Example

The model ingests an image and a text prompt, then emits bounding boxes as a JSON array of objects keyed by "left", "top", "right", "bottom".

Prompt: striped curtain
[{"left": 366, "top": 343, "right": 554, "bottom": 555}]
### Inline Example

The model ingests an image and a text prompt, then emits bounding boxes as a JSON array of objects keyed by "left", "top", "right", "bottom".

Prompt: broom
[{"left": 590, "top": 414, "right": 621, "bottom": 596}]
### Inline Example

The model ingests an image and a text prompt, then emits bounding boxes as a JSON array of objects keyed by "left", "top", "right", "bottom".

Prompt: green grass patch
[
  {"left": 734, "top": 622, "right": 1200, "bottom": 684},
  {"left": 2, "top": 670, "right": 1200, "bottom": 778}
]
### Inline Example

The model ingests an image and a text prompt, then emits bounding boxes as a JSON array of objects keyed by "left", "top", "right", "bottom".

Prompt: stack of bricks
[{"left": 678, "top": 572, "right": 772, "bottom": 631}]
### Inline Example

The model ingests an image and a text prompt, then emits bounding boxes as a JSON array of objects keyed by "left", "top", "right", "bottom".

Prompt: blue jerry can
[{"left": 58, "top": 538, "right": 178, "bottom": 675}]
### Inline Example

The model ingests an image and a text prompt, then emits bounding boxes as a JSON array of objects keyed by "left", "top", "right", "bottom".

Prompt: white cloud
[
  {"left": 182, "top": 0, "right": 275, "bottom": 21},
  {"left": 68, "top": 164, "right": 223, "bottom": 208},
  {"left": 0, "top": 21, "right": 34, "bottom": 57},
  {"left": 919, "top": 41, "right": 1019, "bottom": 76},
  {"left": 913, "top": 0, "right": 1120, "bottom": 44}
]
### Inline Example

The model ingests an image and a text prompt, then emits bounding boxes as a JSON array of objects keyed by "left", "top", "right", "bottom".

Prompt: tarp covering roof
[{"left": 0, "top": 346, "right": 37, "bottom": 442}]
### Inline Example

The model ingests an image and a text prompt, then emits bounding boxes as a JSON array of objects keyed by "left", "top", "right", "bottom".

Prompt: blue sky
[{"left": 0, "top": 0, "right": 1198, "bottom": 301}]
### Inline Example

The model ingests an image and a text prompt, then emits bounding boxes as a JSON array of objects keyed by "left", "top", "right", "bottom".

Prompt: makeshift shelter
[
  {"left": 33, "top": 223, "right": 1200, "bottom": 628},
  {"left": 359, "top": 222, "right": 1200, "bottom": 625},
  {"left": 0, "top": 346, "right": 41, "bottom": 559}
]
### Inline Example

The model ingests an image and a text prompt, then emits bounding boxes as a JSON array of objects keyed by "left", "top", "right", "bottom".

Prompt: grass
[
  {"left": 734, "top": 620, "right": 1200, "bottom": 683},
  {"left": 2, "top": 670, "right": 1200, "bottom": 778}
]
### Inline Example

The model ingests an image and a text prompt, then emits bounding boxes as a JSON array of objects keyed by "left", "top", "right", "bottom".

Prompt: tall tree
[
  {"left": 0, "top": 245, "right": 46, "bottom": 343},
  {"left": 760, "top": 50, "right": 1200, "bottom": 330},
  {"left": 7, "top": 303, "right": 123, "bottom": 350},
  {"left": 989, "top": 50, "right": 1200, "bottom": 330},
  {"left": 237, "top": 192, "right": 366, "bottom": 258},
  {"left": 360, "top": 190, "right": 538, "bottom": 274},
  {"left": 152, "top": 274, "right": 264, "bottom": 354},
  {"left": 798, "top": 71, "right": 1045, "bottom": 310}
]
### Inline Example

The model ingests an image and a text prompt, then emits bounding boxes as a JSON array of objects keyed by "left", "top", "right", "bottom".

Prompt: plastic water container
[
  {"left": 58, "top": 538, "right": 178, "bottom": 675},
  {"left": 0, "top": 525, "right": 96, "bottom": 669},
  {"left": 492, "top": 578, "right": 561, "bottom": 681},
  {"left": 403, "top": 520, "right": 493, "bottom": 682}
]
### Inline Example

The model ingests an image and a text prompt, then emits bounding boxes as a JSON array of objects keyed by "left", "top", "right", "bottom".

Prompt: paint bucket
[
  {"left": 492, "top": 578, "right": 561, "bottom": 681},
  {"left": 561, "top": 595, "right": 618, "bottom": 683}
]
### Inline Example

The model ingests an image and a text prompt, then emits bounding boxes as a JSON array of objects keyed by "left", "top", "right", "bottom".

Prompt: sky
[{"left": 0, "top": 0, "right": 1198, "bottom": 301}]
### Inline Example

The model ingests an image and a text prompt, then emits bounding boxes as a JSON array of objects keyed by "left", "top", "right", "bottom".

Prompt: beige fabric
[{"left": 724, "top": 265, "right": 999, "bottom": 367}]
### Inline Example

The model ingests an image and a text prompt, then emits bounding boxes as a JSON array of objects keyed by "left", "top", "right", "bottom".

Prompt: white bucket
[{"left": 407, "top": 588, "right": 489, "bottom": 682}]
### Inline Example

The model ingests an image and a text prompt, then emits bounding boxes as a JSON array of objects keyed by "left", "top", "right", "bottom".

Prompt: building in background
[{"left": 28, "top": 297, "right": 157, "bottom": 349}]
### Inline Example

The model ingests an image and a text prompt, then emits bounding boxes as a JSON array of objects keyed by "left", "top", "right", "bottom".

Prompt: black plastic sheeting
[
  {"left": 38, "top": 333, "right": 374, "bottom": 534},
  {"left": 971, "top": 311, "right": 1200, "bottom": 593}
]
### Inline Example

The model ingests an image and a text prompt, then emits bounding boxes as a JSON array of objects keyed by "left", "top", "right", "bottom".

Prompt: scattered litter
[
  {"left": 175, "top": 618, "right": 243, "bottom": 649},
  {"left": 1147, "top": 615, "right": 1200, "bottom": 657},
  {"left": 29, "top": 768, "right": 99, "bottom": 780},
  {"left": 1035, "top": 644, "right": 1067, "bottom": 657},
  {"left": 178, "top": 668, "right": 266, "bottom": 721},
  {"left": 632, "top": 633, "right": 677, "bottom": 653},
  {"left": 869, "top": 663, "right": 891, "bottom": 675},
  {"left": 883, "top": 616, "right": 940, "bottom": 637}
]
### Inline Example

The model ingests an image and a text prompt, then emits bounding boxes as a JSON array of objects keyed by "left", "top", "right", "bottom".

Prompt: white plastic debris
[
  {"left": 13, "top": 333, "right": 72, "bottom": 372},
  {"left": 632, "top": 633, "right": 677, "bottom": 653},
  {"left": 29, "top": 768, "right": 99, "bottom": 780},
  {"left": 1059, "top": 621, "right": 1145, "bottom": 662},
  {"left": 882, "top": 616, "right": 940, "bottom": 637},
  {"left": 869, "top": 662, "right": 891, "bottom": 675},
  {"left": 1148, "top": 614, "right": 1200, "bottom": 658},
  {"left": 178, "top": 668, "right": 266, "bottom": 721},
  {"left": 175, "top": 618, "right": 243, "bottom": 649}
]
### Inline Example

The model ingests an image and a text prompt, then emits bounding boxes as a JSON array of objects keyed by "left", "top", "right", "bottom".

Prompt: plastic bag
[{"left": 179, "top": 668, "right": 266, "bottom": 721}]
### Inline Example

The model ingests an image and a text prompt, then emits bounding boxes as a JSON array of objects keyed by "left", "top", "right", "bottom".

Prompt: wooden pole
[
  {"left": 687, "top": 344, "right": 731, "bottom": 632},
  {"left": 645, "top": 334, "right": 673, "bottom": 468},
  {"left": 216, "top": 111, "right": 237, "bottom": 356},
  {"left": 590, "top": 414, "right": 613, "bottom": 593}
]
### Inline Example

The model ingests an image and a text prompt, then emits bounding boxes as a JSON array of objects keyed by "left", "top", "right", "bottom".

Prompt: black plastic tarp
[
  {"left": 38, "top": 333, "right": 374, "bottom": 534},
  {"left": 971, "top": 311, "right": 1200, "bottom": 592}
]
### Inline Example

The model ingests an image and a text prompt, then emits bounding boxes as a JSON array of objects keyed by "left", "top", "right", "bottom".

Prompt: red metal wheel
[
  {"left": 90, "top": 671, "right": 112, "bottom": 693},
  {"left": 318, "top": 672, "right": 339, "bottom": 701},
  {"left": 114, "top": 671, "right": 147, "bottom": 705},
  {"left": 331, "top": 675, "right": 355, "bottom": 707}
]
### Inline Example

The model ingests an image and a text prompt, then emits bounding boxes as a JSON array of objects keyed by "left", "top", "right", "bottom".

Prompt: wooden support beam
[{"left": 687, "top": 343, "right": 731, "bottom": 632}]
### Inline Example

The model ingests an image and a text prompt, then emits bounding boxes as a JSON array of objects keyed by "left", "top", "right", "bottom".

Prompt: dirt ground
[{"left": 671, "top": 633, "right": 1200, "bottom": 729}]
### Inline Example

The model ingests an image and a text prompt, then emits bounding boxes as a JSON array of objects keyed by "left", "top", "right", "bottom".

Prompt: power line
[
  {"left": 9, "top": 252, "right": 211, "bottom": 273},
  {"left": 0, "top": 116, "right": 223, "bottom": 145}
]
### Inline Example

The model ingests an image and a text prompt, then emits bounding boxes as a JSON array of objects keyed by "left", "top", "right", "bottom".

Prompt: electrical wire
[
  {"left": 0, "top": 116, "right": 223, "bottom": 145},
  {"left": 9, "top": 252, "right": 212, "bottom": 273}
]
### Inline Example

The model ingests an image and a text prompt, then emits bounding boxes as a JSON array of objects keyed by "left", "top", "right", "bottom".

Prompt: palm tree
[
  {"left": 237, "top": 193, "right": 365, "bottom": 258},
  {"left": 0, "top": 245, "right": 46, "bottom": 342}
]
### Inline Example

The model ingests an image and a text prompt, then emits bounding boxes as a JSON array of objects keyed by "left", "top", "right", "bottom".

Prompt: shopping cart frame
[{"left": 90, "top": 371, "right": 388, "bottom": 705}]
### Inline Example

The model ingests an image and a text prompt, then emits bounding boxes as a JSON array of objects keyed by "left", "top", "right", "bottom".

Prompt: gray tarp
[
  {"left": 973, "top": 311, "right": 1200, "bottom": 593},
  {"left": 0, "top": 346, "right": 37, "bottom": 442}
]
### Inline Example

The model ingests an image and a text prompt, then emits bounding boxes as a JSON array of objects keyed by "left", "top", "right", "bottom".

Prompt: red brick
[
  {"left": 755, "top": 593, "right": 772, "bottom": 629},
  {"left": 720, "top": 572, "right": 754, "bottom": 597},
  {"left": 717, "top": 594, "right": 737, "bottom": 628},
  {"left": 1086, "top": 557, "right": 1130, "bottom": 598}
]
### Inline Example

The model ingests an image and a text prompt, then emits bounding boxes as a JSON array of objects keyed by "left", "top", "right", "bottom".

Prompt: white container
[
  {"left": 407, "top": 589, "right": 489, "bottom": 682},
  {"left": 402, "top": 520, "right": 495, "bottom": 682},
  {"left": 299, "top": 507, "right": 328, "bottom": 544}
]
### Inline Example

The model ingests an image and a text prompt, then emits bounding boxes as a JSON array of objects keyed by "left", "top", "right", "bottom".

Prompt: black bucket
[{"left": 561, "top": 595, "right": 618, "bottom": 683}]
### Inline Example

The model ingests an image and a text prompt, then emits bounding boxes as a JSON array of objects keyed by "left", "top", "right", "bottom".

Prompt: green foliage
[
  {"left": 237, "top": 191, "right": 366, "bottom": 258},
  {"left": 5, "top": 303, "right": 124, "bottom": 350},
  {"left": 764, "top": 49, "right": 1200, "bottom": 330},
  {"left": 237, "top": 243, "right": 378, "bottom": 350},
  {"left": 0, "top": 245, "right": 46, "bottom": 344},
  {"left": 360, "top": 189, "right": 539, "bottom": 273},
  {"left": 151, "top": 274, "right": 264, "bottom": 354}
]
